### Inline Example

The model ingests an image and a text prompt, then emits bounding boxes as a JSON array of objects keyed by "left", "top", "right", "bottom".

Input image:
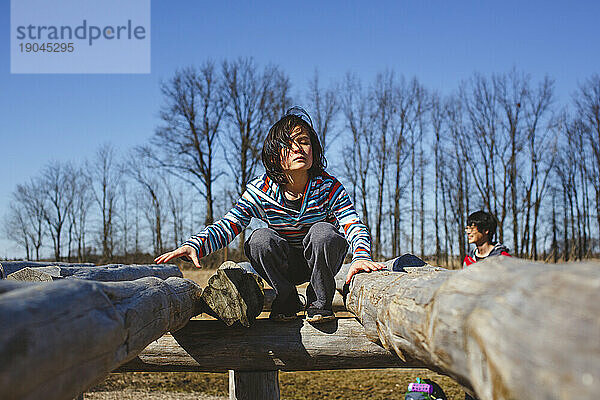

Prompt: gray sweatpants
[{"left": 244, "top": 222, "right": 349, "bottom": 310}]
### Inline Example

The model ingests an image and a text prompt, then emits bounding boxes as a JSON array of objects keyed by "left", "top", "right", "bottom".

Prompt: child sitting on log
[
  {"left": 463, "top": 210, "right": 511, "bottom": 268},
  {"left": 155, "top": 107, "right": 384, "bottom": 324}
]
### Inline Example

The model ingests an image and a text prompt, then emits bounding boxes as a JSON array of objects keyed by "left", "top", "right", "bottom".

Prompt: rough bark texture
[
  {"left": 5, "top": 264, "right": 182, "bottom": 282},
  {"left": 119, "top": 318, "right": 403, "bottom": 372},
  {"left": 0, "top": 261, "right": 95, "bottom": 278},
  {"left": 201, "top": 261, "right": 264, "bottom": 327},
  {"left": 0, "top": 276, "right": 202, "bottom": 400},
  {"left": 335, "top": 257, "right": 600, "bottom": 400},
  {"left": 229, "top": 370, "right": 280, "bottom": 400}
]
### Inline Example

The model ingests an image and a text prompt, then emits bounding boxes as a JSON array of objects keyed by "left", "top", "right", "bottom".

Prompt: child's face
[
  {"left": 465, "top": 225, "right": 489, "bottom": 245},
  {"left": 280, "top": 125, "right": 313, "bottom": 174}
]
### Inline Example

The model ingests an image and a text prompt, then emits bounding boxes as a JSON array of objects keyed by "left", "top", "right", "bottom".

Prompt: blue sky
[{"left": 1, "top": 0, "right": 599, "bottom": 257}]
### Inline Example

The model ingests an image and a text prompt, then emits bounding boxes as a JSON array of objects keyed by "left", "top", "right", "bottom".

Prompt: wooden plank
[
  {"left": 229, "top": 370, "right": 280, "bottom": 400},
  {"left": 5, "top": 264, "right": 182, "bottom": 282},
  {"left": 118, "top": 318, "right": 406, "bottom": 372},
  {"left": 0, "top": 276, "right": 202, "bottom": 400},
  {"left": 335, "top": 257, "right": 600, "bottom": 400}
]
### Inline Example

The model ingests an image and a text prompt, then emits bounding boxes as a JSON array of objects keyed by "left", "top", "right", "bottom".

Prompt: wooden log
[
  {"left": 201, "top": 261, "right": 264, "bottom": 327},
  {"left": 118, "top": 318, "right": 405, "bottom": 372},
  {"left": 335, "top": 257, "right": 600, "bottom": 400},
  {"left": 229, "top": 370, "right": 280, "bottom": 400},
  {"left": 0, "top": 276, "right": 202, "bottom": 400},
  {"left": 5, "top": 263, "right": 182, "bottom": 282},
  {"left": 0, "top": 261, "right": 95, "bottom": 278}
]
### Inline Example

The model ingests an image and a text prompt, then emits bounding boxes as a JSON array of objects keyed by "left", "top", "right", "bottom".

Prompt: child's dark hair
[
  {"left": 262, "top": 106, "right": 327, "bottom": 184},
  {"left": 467, "top": 210, "right": 498, "bottom": 241}
]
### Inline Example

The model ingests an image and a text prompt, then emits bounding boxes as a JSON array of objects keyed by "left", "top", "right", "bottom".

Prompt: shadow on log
[
  {"left": 335, "top": 257, "right": 600, "bottom": 400},
  {"left": 119, "top": 318, "right": 405, "bottom": 372},
  {"left": 0, "top": 276, "right": 202, "bottom": 400}
]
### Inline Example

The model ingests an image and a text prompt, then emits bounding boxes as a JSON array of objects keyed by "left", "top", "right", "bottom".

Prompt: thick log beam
[
  {"left": 335, "top": 257, "right": 600, "bottom": 400},
  {"left": 5, "top": 263, "right": 182, "bottom": 282},
  {"left": 118, "top": 318, "right": 406, "bottom": 372},
  {"left": 0, "top": 276, "right": 202, "bottom": 400}
]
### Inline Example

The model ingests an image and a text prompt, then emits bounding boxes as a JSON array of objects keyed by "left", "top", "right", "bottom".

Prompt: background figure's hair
[
  {"left": 262, "top": 106, "right": 327, "bottom": 184},
  {"left": 467, "top": 210, "right": 498, "bottom": 241}
]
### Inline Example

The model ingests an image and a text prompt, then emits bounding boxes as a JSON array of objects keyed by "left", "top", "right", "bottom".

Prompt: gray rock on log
[{"left": 201, "top": 261, "right": 265, "bottom": 327}]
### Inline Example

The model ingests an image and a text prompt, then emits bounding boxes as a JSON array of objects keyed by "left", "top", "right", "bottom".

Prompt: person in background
[
  {"left": 463, "top": 210, "right": 510, "bottom": 267},
  {"left": 462, "top": 210, "right": 510, "bottom": 400}
]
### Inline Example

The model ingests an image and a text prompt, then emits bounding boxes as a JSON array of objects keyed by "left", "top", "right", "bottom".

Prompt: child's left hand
[{"left": 346, "top": 260, "right": 386, "bottom": 284}]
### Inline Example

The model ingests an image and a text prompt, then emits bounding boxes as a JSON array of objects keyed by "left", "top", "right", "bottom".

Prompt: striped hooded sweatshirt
[
  {"left": 182, "top": 172, "right": 372, "bottom": 263},
  {"left": 462, "top": 243, "right": 510, "bottom": 267}
]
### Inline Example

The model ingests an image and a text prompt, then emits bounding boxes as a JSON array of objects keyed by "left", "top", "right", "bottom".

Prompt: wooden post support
[{"left": 229, "top": 370, "right": 280, "bottom": 400}]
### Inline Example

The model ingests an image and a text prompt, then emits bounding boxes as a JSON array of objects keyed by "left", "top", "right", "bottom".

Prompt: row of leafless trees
[{"left": 3, "top": 58, "right": 599, "bottom": 266}]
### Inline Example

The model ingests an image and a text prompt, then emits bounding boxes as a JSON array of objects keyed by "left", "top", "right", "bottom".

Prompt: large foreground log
[
  {"left": 5, "top": 263, "right": 182, "bottom": 282},
  {"left": 335, "top": 257, "right": 600, "bottom": 400},
  {"left": 119, "top": 318, "right": 404, "bottom": 372},
  {"left": 0, "top": 276, "right": 202, "bottom": 400}
]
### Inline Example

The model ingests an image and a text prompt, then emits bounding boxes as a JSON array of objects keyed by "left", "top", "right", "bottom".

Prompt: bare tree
[
  {"left": 574, "top": 74, "right": 600, "bottom": 253},
  {"left": 12, "top": 179, "right": 46, "bottom": 260},
  {"left": 150, "top": 61, "right": 227, "bottom": 226},
  {"left": 127, "top": 149, "right": 167, "bottom": 256},
  {"left": 390, "top": 77, "right": 426, "bottom": 257},
  {"left": 222, "top": 57, "right": 291, "bottom": 247},
  {"left": 494, "top": 69, "right": 529, "bottom": 256},
  {"left": 165, "top": 179, "right": 187, "bottom": 249},
  {"left": 89, "top": 144, "right": 122, "bottom": 261},
  {"left": 2, "top": 203, "right": 32, "bottom": 260},
  {"left": 370, "top": 70, "right": 395, "bottom": 259},
  {"left": 66, "top": 168, "right": 92, "bottom": 262},
  {"left": 519, "top": 76, "right": 556, "bottom": 259},
  {"left": 340, "top": 73, "right": 375, "bottom": 230},
  {"left": 459, "top": 74, "right": 508, "bottom": 242},
  {"left": 40, "top": 161, "right": 77, "bottom": 261},
  {"left": 306, "top": 69, "right": 339, "bottom": 154}
]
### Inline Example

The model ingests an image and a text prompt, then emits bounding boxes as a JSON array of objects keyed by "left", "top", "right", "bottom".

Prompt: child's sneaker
[
  {"left": 269, "top": 293, "right": 304, "bottom": 322},
  {"left": 305, "top": 306, "right": 335, "bottom": 323}
]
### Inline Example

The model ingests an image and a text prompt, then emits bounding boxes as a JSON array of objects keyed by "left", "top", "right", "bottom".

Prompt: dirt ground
[
  {"left": 88, "top": 369, "right": 465, "bottom": 399},
  {"left": 86, "top": 268, "right": 465, "bottom": 399}
]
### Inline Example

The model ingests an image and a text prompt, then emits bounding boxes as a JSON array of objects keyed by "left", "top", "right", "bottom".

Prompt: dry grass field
[{"left": 87, "top": 267, "right": 465, "bottom": 399}]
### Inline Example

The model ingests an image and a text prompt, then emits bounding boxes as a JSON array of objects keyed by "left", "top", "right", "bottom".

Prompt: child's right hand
[{"left": 154, "top": 245, "right": 201, "bottom": 269}]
